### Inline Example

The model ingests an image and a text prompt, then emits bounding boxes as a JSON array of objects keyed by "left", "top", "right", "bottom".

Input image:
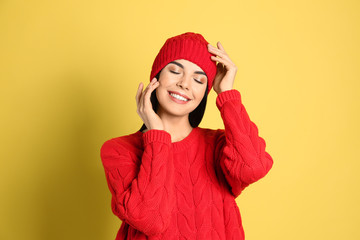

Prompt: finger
[
  {"left": 136, "top": 82, "right": 144, "bottom": 106},
  {"left": 211, "top": 55, "right": 231, "bottom": 67},
  {"left": 142, "top": 78, "right": 159, "bottom": 108},
  {"left": 208, "top": 42, "right": 232, "bottom": 58},
  {"left": 208, "top": 42, "right": 226, "bottom": 53},
  {"left": 143, "top": 78, "right": 158, "bottom": 95},
  {"left": 208, "top": 44, "right": 223, "bottom": 55},
  {"left": 144, "top": 79, "right": 154, "bottom": 92},
  {"left": 208, "top": 47, "right": 231, "bottom": 63},
  {"left": 141, "top": 78, "right": 156, "bottom": 100},
  {"left": 139, "top": 78, "right": 155, "bottom": 110},
  {"left": 213, "top": 56, "right": 236, "bottom": 72},
  {"left": 217, "top": 41, "right": 226, "bottom": 52},
  {"left": 216, "top": 42, "right": 236, "bottom": 69},
  {"left": 140, "top": 81, "right": 151, "bottom": 109}
]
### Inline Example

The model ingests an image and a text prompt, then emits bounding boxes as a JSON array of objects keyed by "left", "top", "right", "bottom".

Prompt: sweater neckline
[
  {"left": 171, "top": 126, "right": 200, "bottom": 152},
  {"left": 137, "top": 127, "right": 200, "bottom": 152}
]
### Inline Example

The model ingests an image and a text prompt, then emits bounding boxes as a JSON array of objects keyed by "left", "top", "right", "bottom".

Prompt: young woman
[{"left": 100, "top": 32, "right": 274, "bottom": 240}]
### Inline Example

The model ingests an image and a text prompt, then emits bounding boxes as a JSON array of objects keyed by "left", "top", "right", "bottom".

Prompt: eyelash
[{"left": 170, "top": 70, "right": 203, "bottom": 84}]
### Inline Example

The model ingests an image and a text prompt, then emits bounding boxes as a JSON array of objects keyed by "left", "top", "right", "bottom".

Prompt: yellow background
[{"left": 1, "top": 0, "right": 359, "bottom": 239}]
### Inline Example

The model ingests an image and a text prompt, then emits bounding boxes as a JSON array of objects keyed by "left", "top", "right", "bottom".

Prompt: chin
[{"left": 159, "top": 104, "right": 194, "bottom": 117}]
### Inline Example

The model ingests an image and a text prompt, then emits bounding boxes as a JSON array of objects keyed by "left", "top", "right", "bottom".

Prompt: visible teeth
[{"left": 170, "top": 93, "right": 188, "bottom": 101}]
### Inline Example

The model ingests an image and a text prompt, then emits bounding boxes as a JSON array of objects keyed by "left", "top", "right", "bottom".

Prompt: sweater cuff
[
  {"left": 142, "top": 129, "right": 171, "bottom": 146},
  {"left": 216, "top": 89, "right": 242, "bottom": 109}
]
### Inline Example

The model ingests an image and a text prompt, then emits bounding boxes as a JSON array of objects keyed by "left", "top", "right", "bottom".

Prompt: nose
[{"left": 176, "top": 74, "right": 191, "bottom": 90}]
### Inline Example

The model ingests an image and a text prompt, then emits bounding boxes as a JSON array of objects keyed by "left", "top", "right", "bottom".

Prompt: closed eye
[
  {"left": 170, "top": 70, "right": 203, "bottom": 84},
  {"left": 194, "top": 79, "right": 203, "bottom": 84}
]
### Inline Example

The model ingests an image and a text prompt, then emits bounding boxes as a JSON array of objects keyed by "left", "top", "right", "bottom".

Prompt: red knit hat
[{"left": 150, "top": 32, "right": 217, "bottom": 94}]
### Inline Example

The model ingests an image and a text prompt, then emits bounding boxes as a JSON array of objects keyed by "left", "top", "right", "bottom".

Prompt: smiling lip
[
  {"left": 168, "top": 91, "right": 191, "bottom": 100},
  {"left": 168, "top": 91, "right": 191, "bottom": 104}
]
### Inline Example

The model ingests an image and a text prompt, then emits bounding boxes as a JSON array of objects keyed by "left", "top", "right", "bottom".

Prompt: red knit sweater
[{"left": 100, "top": 89, "right": 273, "bottom": 239}]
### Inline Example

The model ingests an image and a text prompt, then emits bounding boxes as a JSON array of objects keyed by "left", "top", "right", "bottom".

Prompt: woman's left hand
[{"left": 208, "top": 42, "right": 238, "bottom": 94}]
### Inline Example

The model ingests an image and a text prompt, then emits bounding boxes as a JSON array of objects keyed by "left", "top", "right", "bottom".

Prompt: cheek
[
  {"left": 155, "top": 85, "right": 170, "bottom": 102},
  {"left": 157, "top": 83, "right": 169, "bottom": 96},
  {"left": 159, "top": 71, "right": 176, "bottom": 83},
  {"left": 158, "top": 78, "right": 171, "bottom": 89},
  {"left": 194, "top": 86, "right": 206, "bottom": 100}
]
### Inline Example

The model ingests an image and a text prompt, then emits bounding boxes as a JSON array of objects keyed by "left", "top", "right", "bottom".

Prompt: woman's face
[{"left": 155, "top": 59, "right": 208, "bottom": 118}]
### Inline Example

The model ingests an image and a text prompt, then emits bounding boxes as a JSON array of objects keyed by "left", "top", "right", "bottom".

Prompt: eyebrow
[{"left": 169, "top": 61, "right": 207, "bottom": 77}]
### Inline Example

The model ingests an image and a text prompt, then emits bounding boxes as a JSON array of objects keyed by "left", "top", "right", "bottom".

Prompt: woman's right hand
[{"left": 135, "top": 78, "right": 164, "bottom": 131}]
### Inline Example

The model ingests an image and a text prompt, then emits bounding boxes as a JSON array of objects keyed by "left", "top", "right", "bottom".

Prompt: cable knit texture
[{"left": 100, "top": 89, "right": 274, "bottom": 239}]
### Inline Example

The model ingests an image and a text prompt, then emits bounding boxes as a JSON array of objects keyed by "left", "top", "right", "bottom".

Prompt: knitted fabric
[
  {"left": 150, "top": 32, "right": 217, "bottom": 94},
  {"left": 100, "top": 89, "right": 274, "bottom": 239}
]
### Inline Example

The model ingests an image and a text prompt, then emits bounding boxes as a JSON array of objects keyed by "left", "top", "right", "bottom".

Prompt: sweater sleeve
[
  {"left": 214, "top": 89, "right": 274, "bottom": 198},
  {"left": 100, "top": 130, "right": 175, "bottom": 236}
]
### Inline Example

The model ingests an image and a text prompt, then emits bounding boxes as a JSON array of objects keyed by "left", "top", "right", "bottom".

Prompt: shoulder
[
  {"left": 100, "top": 131, "right": 143, "bottom": 159},
  {"left": 197, "top": 126, "right": 225, "bottom": 136},
  {"left": 197, "top": 127, "right": 225, "bottom": 144}
]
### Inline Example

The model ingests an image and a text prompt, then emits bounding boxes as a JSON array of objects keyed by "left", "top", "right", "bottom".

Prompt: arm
[
  {"left": 100, "top": 129, "right": 175, "bottom": 236},
  {"left": 214, "top": 89, "right": 274, "bottom": 198}
]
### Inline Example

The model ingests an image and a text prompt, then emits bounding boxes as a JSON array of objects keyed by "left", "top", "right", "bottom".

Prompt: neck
[{"left": 157, "top": 111, "right": 193, "bottom": 143}]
